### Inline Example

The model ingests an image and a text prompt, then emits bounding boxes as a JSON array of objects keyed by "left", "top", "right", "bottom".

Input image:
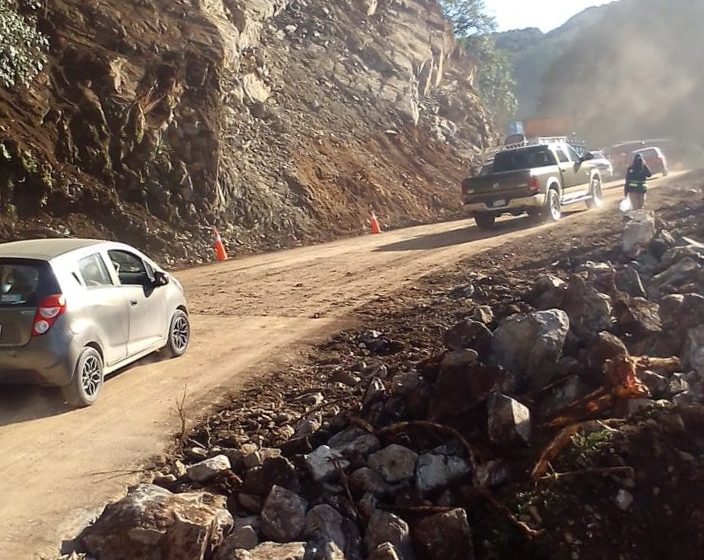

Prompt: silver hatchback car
[{"left": 0, "top": 239, "right": 190, "bottom": 407}]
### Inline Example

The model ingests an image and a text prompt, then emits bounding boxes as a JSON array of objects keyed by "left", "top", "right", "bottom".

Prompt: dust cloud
[{"left": 536, "top": 0, "right": 704, "bottom": 158}]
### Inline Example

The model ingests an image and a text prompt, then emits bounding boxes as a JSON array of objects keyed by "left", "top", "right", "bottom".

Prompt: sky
[{"left": 485, "top": 0, "right": 615, "bottom": 32}]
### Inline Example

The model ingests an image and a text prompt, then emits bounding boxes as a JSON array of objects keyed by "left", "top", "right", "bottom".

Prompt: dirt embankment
[
  {"left": 0, "top": 0, "right": 494, "bottom": 265},
  {"left": 68, "top": 174, "right": 704, "bottom": 560}
]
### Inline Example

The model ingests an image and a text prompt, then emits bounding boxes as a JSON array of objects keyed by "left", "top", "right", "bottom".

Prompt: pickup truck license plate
[{"left": 492, "top": 199, "right": 506, "bottom": 207}]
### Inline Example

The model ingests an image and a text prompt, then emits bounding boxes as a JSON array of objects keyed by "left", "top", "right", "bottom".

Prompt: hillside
[
  {"left": 0, "top": 0, "right": 495, "bottom": 264},
  {"left": 494, "top": 5, "right": 609, "bottom": 119},
  {"left": 496, "top": 0, "right": 704, "bottom": 149},
  {"left": 537, "top": 0, "right": 704, "bottom": 146}
]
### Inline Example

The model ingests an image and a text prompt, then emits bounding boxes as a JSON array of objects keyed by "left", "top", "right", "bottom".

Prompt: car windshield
[
  {"left": 0, "top": 259, "right": 59, "bottom": 307},
  {"left": 493, "top": 147, "right": 556, "bottom": 173}
]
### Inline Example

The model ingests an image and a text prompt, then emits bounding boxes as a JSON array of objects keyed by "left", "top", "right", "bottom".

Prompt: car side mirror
[
  {"left": 580, "top": 152, "right": 595, "bottom": 162},
  {"left": 153, "top": 271, "right": 169, "bottom": 287}
]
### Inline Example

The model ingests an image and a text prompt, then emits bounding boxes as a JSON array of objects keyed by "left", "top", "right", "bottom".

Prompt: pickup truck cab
[{"left": 462, "top": 139, "right": 604, "bottom": 229}]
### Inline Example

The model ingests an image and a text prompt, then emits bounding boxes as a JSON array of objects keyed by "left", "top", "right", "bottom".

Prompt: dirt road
[{"left": 0, "top": 175, "right": 675, "bottom": 558}]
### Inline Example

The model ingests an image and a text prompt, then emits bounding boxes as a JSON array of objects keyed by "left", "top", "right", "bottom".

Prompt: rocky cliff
[{"left": 0, "top": 0, "right": 494, "bottom": 263}]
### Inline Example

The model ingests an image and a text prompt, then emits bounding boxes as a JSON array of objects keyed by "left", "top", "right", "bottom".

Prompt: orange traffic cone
[
  {"left": 370, "top": 210, "right": 382, "bottom": 235},
  {"left": 212, "top": 228, "right": 228, "bottom": 261}
]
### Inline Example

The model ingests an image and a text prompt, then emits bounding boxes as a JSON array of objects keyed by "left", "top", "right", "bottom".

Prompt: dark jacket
[{"left": 624, "top": 163, "right": 652, "bottom": 195}]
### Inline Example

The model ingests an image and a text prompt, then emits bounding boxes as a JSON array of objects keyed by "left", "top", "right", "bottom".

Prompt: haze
[{"left": 486, "top": 0, "right": 616, "bottom": 31}]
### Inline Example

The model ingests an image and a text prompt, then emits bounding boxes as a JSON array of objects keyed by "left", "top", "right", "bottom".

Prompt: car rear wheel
[
  {"left": 63, "top": 347, "right": 104, "bottom": 408},
  {"left": 164, "top": 310, "right": 190, "bottom": 358},
  {"left": 544, "top": 188, "right": 562, "bottom": 222},
  {"left": 474, "top": 213, "right": 496, "bottom": 229},
  {"left": 586, "top": 176, "right": 603, "bottom": 209}
]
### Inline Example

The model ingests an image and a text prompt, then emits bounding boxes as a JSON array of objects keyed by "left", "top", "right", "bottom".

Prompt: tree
[
  {"left": 463, "top": 35, "right": 517, "bottom": 124},
  {"left": 438, "top": 0, "right": 496, "bottom": 37},
  {"left": 438, "top": 0, "right": 517, "bottom": 124}
]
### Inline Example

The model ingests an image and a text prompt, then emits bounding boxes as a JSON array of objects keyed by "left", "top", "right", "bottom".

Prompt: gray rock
[
  {"left": 487, "top": 393, "right": 531, "bottom": 445},
  {"left": 368, "top": 444, "right": 418, "bottom": 483},
  {"left": 413, "top": 508, "right": 474, "bottom": 560},
  {"left": 530, "top": 274, "right": 567, "bottom": 310},
  {"left": 562, "top": 275, "right": 613, "bottom": 342},
  {"left": 539, "top": 375, "right": 592, "bottom": 419},
  {"left": 304, "top": 504, "right": 361, "bottom": 560},
  {"left": 364, "top": 511, "right": 414, "bottom": 559},
  {"left": 476, "top": 460, "right": 509, "bottom": 488},
  {"left": 622, "top": 212, "right": 655, "bottom": 256},
  {"left": 683, "top": 326, "right": 704, "bottom": 375},
  {"left": 329, "top": 428, "right": 381, "bottom": 458},
  {"left": 364, "top": 377, "right": 387, "bottom": 407},
  {"left": 215, "top": 526, "right": 259, "bottom": 558},
  {"left": 639, "top": 370, "right": 669, "bottom": 398},
  {"left": 415, "top": 454, "right": 471, "bottom": 495},
  {"left": 651, "top": 258, "right": 701, "bottom": 293},
  {"left": 491, "top": 309, "right": 569, "bottom": 390},
  {"left": 443, "top": 320, "right": 493, "bottom": 357},
  {"left": 295, "top": 415, "right": 322, "bottom": 438},
  {"left": 187, "top": 455, "right": 231, "bottom": 483},
  {"left": 82, "top": 484, "right": 233, "bottom": 560},
  {"left": 350, "top": 467, "right": 394, "bottom": 497},
  {"left": 614, "top": 297, "right": 662, "bottom": 335},
  {"left": 238, "top": 493, "right": 263, "bottom": 513},
  {"left": 232, "top": 542, "right": 307, "bottom": 560},
  {"left": 305, "top": 445, "right": 350, "bottom": 482},
  {"left": 615, "top": 266, "right": 647, "bottom": 298},
  {"left": 331, "top": 369, "right": 362, "bottom": 387},
  {"left": 469, "top": 305, "right": 494, "bottom": 325},
  {"left": 261, "top": 485, "right": 307, "bottom": 542},
  {"left": 441, "top": 349, "right": 479, "bottom": 369}
]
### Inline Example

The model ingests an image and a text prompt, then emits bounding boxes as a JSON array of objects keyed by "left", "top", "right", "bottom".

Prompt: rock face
[
  {"left": 491, "top": 310, "right": 569, "bottom": 390},
  {"left": 82, "top": 484, "right": 233, "bottom": 560},
  {"left": 0, "top": 0, "right": 494, "bottom": 261}
]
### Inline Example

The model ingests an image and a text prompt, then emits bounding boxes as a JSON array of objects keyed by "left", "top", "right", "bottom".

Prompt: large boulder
[
  {"left": 82, "top": 484, "right": 233, "bottom": 560},
  {"left": 561, "top": 275, "right": 613, "bottom": 342},
  {"left": 491, "top": 309, "right": 569, "bottom": 391},
  {"left": 413, "top": 508, "right": 474, "bottom": 560},
  {"left": 622, "top": 212, "right": 655, "bottom": 257},
  {"left": 529, "top": 275, "right": 567, "bottom": 310},
  {"left": 261, "top": 485, "right": 307, "bottom": 542}
]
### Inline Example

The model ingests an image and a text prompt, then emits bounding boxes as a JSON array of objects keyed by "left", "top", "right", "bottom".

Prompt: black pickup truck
[{"left": 462, "top": 139, "right": 604, "bottom": 229}]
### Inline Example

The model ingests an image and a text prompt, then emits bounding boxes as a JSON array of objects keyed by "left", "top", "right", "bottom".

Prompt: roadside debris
[{"left": 77, "top": 187, "right": 704, "bottom": 560}]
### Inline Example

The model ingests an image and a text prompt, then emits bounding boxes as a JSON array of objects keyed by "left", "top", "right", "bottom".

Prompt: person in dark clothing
[{"left": 624, "top": 153, "right": 652, "bottom": 210}]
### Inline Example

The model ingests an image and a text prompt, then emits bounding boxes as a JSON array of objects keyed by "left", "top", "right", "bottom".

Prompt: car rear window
[
  {"left": 493, "top": 147, "right": 557, "bottom": 173},
  {"left": 0, "top": 259, "right": 60, "bottom": 307}
]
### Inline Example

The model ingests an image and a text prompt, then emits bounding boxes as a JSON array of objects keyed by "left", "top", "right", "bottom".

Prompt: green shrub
[{"left": 0, "top": 0, "right": 49, "bottom": 88}]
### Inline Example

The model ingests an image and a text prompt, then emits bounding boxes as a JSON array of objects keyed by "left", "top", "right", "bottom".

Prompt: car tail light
[
  {"left": 528, "top": 175, "right": 540, "bottom": 192},
  {"left": 32, "top": 294, "right": 66, "bottom": 336}
]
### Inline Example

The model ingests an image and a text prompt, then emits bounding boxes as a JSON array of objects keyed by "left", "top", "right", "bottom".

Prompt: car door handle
[{"left": 130, "top": 299, "right": 138, "bottom": 306}]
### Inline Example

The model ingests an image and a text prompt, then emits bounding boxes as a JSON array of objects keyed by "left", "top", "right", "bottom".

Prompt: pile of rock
[{"left": 78, "top": 211, "right": 704, "bottom": 560}]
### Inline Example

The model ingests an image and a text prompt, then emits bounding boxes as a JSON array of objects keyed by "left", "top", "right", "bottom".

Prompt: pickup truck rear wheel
[
  {"left": 474, "top": 213, "right": 496, "bottom": 229},
  {"left": 586, "top": 176, "right": 603, "bottom": 209},
  {"left": 544, "top": 188, "right": 562, "bottom": 222}
]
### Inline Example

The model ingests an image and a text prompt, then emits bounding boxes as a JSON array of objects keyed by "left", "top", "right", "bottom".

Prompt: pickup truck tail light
[
  {"left": 32, "top": 294, "right": 66, "bottom": 336},
  {"left": 528, "top": 176, "right": 541, "bottom": 192}
]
